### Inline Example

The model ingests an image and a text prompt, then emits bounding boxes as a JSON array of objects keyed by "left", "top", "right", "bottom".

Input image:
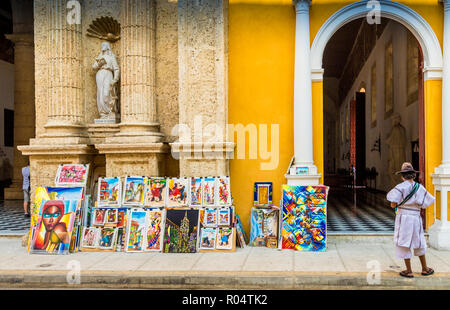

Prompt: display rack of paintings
[
  {"left": 167, "top": 178, "right": 189, "bottom": 207},
  {"left": 122, "top": 176, "right": 145, "bottom": 206},
  {"left": 144, "top": 177, "right": 167, "bottom": 207},
  {"left": 254, "top": 182, "right": 273, "bottom": 207},
  {"left": 249, "top": 207, "right": 279, "bottom": 248},
  {"left": 163, "top": 208, "right": 200, "bottom": 253},
  {"left": 216, "top": 176, "right": 232, "bottom": 206},
  {"left": 203, "top": 177, "right": 216, "bottom": 207},
  {"left": 55, "top": 164, "right": 90, "bottom": 187},
  {"left": 29, "top": 200, "right": 81, "bottom": 255},
  {"left": 281, "top": 185, "right": 328, "bottom": 252},
  {"left": 98, "top": 177, "right": 121, "bottom": 207},
  {"left": 198, "top": 206, "right": 236, "bottom": 253},
  {"left": 190, "top": 177, "right": 203, "bottom": 207}
]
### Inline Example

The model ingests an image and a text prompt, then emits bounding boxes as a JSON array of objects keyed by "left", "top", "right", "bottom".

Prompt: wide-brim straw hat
[{"left": 395, "top": 162, "right": 419, "bottom": 175}]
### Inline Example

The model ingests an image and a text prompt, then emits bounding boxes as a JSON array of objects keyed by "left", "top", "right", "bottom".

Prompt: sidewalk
[{"left": 0, "top": 237, "right": 449, "bottom": 289}]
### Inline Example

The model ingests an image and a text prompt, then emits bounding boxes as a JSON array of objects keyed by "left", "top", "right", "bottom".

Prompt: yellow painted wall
[{"left": 229, "top": 0, "right": 444, "bottom": 234}]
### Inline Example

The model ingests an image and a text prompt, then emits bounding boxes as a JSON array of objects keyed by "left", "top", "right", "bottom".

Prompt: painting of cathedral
[{"left": 163, "top": 209, "right": 199, "bottom": 253}]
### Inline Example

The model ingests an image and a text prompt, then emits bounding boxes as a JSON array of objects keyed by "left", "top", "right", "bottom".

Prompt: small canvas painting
[
  {"left": 217, "top": 177, "right": 231, "bottom": 206},
  {"left": 203, "top": 208, "right": 217, "bottom": 227},
  {"left": 200, "top": 227, "right": 216, "bottom": 250},
  {"left": 190, "top": 177, "right": 203, "bottom": 206},
  {"left": 81, "top": 227, "right": 99, "bottom": 248},
  {"left": 215, "top": 227, "right": 233, "bottom": 250},
  {"left": 55, "top": 164, "right": 89, "bottom": 187},
  {"left": 126, "top": 210, "right": 147, "bottom": 252},
  {"left": 254, "top": 182, "right": 273, "bottom": 206},
  {"left": 93, "top": 209, "right": 106, "bottom": 226},
  {"left": 98, "top": 177, "right": 121, "bottom": 206},
  {"left": 203, "top": 177, "right": 216, "bottom": 206},
  {"left": 105, "top": 209, "right": 118, "bottom": 224},
  {"left": 144, "top": 178, "right": 167, "bottom": 207},
  {"left": 163, "top": 209, "right": 199, "bottom": 253},
  {"left": 123, "top": 176, "right": 145, "bottom": 206},
  {"left": 167, "top": 178, "right": 189, "bottom": 207},
  {"left": 218, "top": 208, "right": 230, "bottom": 226},
  {"left": 99, "top": 227, "right": 117, "bottom": 250},
  {"left": 145, "top": 210, "right": 164, "bottom": 252}
]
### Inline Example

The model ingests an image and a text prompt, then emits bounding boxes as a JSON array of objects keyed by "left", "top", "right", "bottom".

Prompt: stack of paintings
[{"left": 198, "top": 206, "right": 236, "bottom": 252}]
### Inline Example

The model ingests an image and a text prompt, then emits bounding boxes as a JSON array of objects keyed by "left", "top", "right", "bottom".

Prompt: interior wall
[
  {"left": 0, "top": 59, "right": 14, "bottom": 165},
  {"left": 338, "top": 21, "right": 419, "bottom": 192}
]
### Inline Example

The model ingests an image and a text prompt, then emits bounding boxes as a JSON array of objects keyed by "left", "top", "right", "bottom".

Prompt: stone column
[
  {"left": 170, "top": 0, "right": 234, "bottom": 177},
  {"left": 430, "top": 0, "right": 450, "bottom": 250},
  {"left": 97, "top": 0, "right": 168, "bottom": 177},
  {"left": 41, "top": 0, "right": 85, "bottom": 140},
  {"left": 285, "top": 0, "right": 320, "bottom": 185},
  {"left": 4, "top": 34, "right": 35, "bottom": 199}
]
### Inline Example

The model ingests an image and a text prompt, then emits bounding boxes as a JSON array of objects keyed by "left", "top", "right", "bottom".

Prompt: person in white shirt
[
  {"left": 22, "top": 161, "right": 30, "bottom": 218},
  {"left": 386, "top": 162, "right": 435, "bottom": 278}
]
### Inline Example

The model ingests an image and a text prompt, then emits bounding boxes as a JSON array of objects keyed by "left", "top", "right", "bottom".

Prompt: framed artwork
[
  {"left": 216, "top": 177, "right": 231, "bottom": 206},
  {"left": 253, "top": 182, "right": 273, "bottom": 206},
  {"left": 98, "top": 227, "right": 117, "bottom": 250},
  {"left": 203, "top": 208, "right": 217, "bottom": 227},
  {"left": 250, "top": 208, "right": 265, "bottom": 246},
  {"left": 385, "top": 39, "right": 394, "bottom": 118},
  {"left": 163, "top": 208, "right": 199, "bottom": 253},
  {"left": 93, "top": 209, "right": 106, "bottom": 226},
  {"left": 125, "top": 209, "right": 147, "bottom": 252},
  {"left": 46, "top": 186, "right": 85, "bottom": 201},
  {"left": 115, "top": 227, "right": 125, "bottom": 252},
  {"left": 167, "top": 178, "right": 189, "bottom": 207},
  {"left": 235, "top": 214, "right": 248, "bottom": 247},
  {"left": 97, "top": 177, "right": 121, "bottom": 207},
  {"left": 262, "top": 209, "right": 278, "bottom": 238},
  {"left": 200, "top": 227, "right": 216, "bottom": 250},
  {"left": 123, "top": 176, "right": 145, "bottom": 206},
  {"left": 281, "top": 185, "right": 328, "bottom": 252},
  {"left": 190, "top": 177, "right": 203, "bottom": 206},
  {"left": 215, "top": 227, "right": 233, "bottom": 250},
  {"left": 55, "top": 164, "right": 89, "bottom": 187},
  {"left": 144, "top": 178, "right": 167, "bottom": 207},
  {"left": 117, "top": 209, "right": 126, "bottom": 227},
  {"left": 30, "top": 200, "right": 79, "bottom": 255},
  {"left": 144, "top": 210, "right": 164, "bottom": 252},
  {"left": 81, "top": 227, "right": 99, "bottom": 248},
  {"left": 203, "top": 177, "right": 216, "bottom": 207},
  {"left": 105, "top": 209, "right": 118, "bottom": 225},
  {"left": 218, "top": 208, "right": 230, "bottom": 226}
]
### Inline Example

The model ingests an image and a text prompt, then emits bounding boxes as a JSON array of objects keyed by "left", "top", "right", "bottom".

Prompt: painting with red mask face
[{"left": 30, "top": 200, "right": 78, "bottom": 255}]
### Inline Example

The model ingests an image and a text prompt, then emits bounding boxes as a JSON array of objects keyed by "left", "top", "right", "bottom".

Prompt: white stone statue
[
  {"left": 386, "top": 114, "right": 407, "bottom": 188},
  {"left": 93, "top": 42, "right": 120, "bottom": 121}
]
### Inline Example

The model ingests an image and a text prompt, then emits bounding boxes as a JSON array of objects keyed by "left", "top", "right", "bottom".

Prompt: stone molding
[{"left": 96, "top": 143, "right": 170, "bottom": 155}]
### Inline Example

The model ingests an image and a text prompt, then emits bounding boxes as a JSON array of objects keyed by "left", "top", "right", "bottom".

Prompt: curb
[{"left": 0, "top": 270, "right": 449, "bottom": 289}]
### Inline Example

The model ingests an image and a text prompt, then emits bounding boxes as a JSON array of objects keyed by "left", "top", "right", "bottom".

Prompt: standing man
[{"left": 22, "top": 161, "right": 30, "bottom": 218}]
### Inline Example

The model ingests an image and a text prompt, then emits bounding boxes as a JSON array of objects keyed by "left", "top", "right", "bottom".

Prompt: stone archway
[{"left": 310, "top": 0, "right": 443, "bottom": 82}]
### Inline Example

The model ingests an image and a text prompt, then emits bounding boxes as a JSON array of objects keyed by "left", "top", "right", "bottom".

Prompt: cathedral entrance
[{"left": 322, "top": 17, "right": 424, "bottom": 233}]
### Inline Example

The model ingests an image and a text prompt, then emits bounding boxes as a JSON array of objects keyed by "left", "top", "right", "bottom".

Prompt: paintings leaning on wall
[
  {"left": 98, "top": 177, "right": 121, "bottom": 207},
  {"left": 281, "top": 185, "right": 328, "bottom": 252},
  {"left": 144, "top": 178, "right": 167, "bottom": 207},
  {"left": 55, "top": 164, "right": 90, "bottom": 187},
  {"left": 123, "top": 176, "right": 145, "bottom": 206},
  {"left": 167, "top": 178, "right": 189, "bottom": 207},
  {"left": 30, "top": 200, "right": 79, "bottom": 255},
  {"left": 163, "top": 209, "right": 199, "bottom": 253}
]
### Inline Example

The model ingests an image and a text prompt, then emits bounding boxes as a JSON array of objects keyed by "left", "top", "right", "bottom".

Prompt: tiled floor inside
[
  {"left": 327, "top": 188, "right": 395, "bottom": 233},
  {"left": 0, "top": 201, "right": 29, "bottom": 234}
]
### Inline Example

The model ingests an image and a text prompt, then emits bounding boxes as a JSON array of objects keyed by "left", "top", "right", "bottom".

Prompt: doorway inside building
[{"left": 323, "top": 17, "right": 425, "bottom": 233}]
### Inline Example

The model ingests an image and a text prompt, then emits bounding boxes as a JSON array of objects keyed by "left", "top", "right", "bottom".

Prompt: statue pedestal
[
  {"left": 94, "top": 118, "right": 118, "bottom": 125},
  {"left": 87, "top": 123, "right": 120, "bottom": 145}
]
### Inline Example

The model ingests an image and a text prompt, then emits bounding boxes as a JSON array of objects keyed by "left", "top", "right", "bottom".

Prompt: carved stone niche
[{"left": 87, "top": 16, "right": 120, "bottom": 42}]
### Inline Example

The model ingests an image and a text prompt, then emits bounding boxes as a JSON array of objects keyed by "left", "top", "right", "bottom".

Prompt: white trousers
[{"left": 396, "top": 246, "right": 426, "bottom": 259}]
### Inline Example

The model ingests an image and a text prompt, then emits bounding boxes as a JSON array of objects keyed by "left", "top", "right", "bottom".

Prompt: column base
[{"left": 428, "top": 220, "right": 450, "bottom": 250}]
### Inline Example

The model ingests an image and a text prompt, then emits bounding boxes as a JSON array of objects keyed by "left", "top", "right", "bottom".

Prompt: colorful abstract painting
[
  {"left": 145, "top": 210, "right": 164, "bottom": 251},
  {"left": 55, "top": 164, "right": 89, "bottom": 187},
  {"left": 30, "top": 200, "right": 79, "bottom": 255},
  {"left": 281, "top": 185, "right": 328, "bottom": 252},
  {"left": 167, "top": 178, "right": 189, "bottom": 207},
  {"left": 200, "top": 227, "right": 216, "bottom": 250},
  {"left": 190, "top": 177, "right": 203, "bottom": 206},
  {"left": 163, "top": 209, "right": 199, "bottom": 253},
  {"left": 126, "top": 210, "right": 147, "bottom": 252},
  {"left": 254, "top": 182, "right": 273, "bottom": 206},
  {"left": 203, "top": 177, "right": 216, "bottom": 207},
  {"left": 215, "top": 227, "right": 233, "bottom": 250},
  {"left": 217, "top": 177, "right": 231, "bottom": 206},
  {"left": 144, "top": 178, "right": 167, "bottom": 207},
  {"left": 97, "top": 177, "right": 121, "bottom": 206},
  {"left": 123, "top": 177, "right": 145, "bottom": 206}
]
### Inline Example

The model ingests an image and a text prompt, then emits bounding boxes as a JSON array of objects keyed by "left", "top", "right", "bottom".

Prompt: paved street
[{"left": 0, "top": 236, "right": 449, "bottom": 289}]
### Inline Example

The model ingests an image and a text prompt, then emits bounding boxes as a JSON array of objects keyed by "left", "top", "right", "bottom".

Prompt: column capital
[
  {"left": 5, "top": 33, "right": 33, "bottom": 47},
  {"left": 293, "top": 0, "right": 312, "bottom": 14}
]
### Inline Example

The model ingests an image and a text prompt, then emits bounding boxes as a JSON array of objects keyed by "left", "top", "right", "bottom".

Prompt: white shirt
[{"left": 386, "top": 180, "right": 434, "bottom": 209}]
